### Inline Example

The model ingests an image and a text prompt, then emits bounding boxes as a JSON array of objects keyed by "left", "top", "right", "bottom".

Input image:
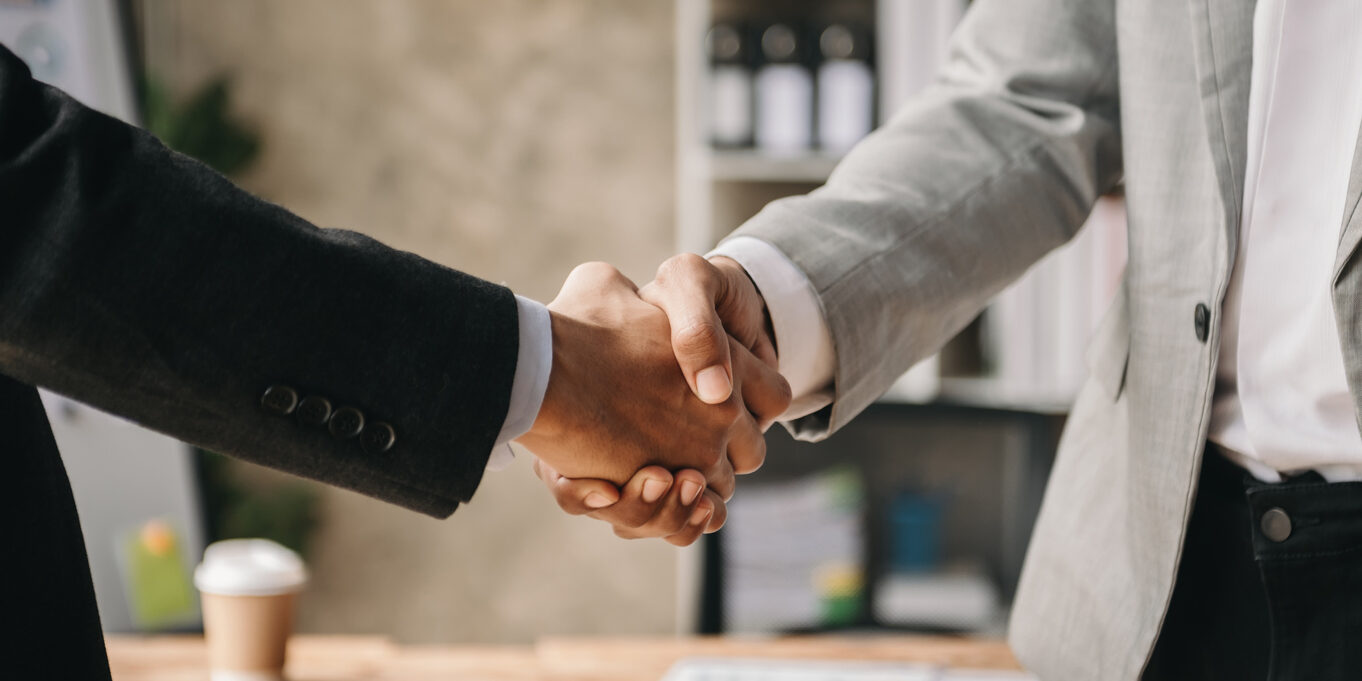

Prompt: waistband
[{"left": 1203, "top": 443, "right": 1362, "bottom": 560}]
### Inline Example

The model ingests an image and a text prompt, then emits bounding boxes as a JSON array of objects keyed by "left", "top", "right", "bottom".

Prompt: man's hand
[
  {"left": 639, "top": 254, "right": 777, "bottom": 407},
  {"left": 530, "top": 256, "right": 787, "bottom": 546},
  {"left": 515, "top": 262, "right": 790, "bottom": 499},
  {"left": 533, "top": 459, "right": 726, "bottom": 547}
]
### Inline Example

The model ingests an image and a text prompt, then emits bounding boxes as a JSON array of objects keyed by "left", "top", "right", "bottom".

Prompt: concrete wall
[{"left": 138, "top": 0, "right": 683, "bottom": 643}]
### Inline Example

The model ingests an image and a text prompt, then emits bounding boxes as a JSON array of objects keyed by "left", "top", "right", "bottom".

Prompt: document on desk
[
  {"left": 663, "top": 658, "right": 1037, "bottom": 681},
  {"left": 939, "top": 672, "right": 1038, "bottom": 680},
  {"left": 664, "top": 658, "right": 934, "bottom": 681}
]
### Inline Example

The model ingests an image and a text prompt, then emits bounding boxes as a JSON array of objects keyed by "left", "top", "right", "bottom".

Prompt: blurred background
[
  {"left": 2, "top": 0, "right": 1125, "bottom": 646},
  {"left": 137, "top": 0, "right": 684, "bottom": 644}
]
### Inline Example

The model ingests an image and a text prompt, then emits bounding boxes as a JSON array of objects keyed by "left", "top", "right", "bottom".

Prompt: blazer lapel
[
  {"left": 1333, "top": 128, "right": 1362, "bottom": 280},
  {"left": 1186, "top": 0, "right": 1256, "bottom": 248}
]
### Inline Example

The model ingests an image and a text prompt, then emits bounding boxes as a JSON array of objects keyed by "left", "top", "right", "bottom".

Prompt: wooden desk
[{"left": 106, "top": 634, "right": 1022, "bottom": 681}]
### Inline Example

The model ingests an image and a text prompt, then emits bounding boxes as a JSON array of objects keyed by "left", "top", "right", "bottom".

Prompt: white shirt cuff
[
  {"left": 709, "top": 237, "right": 835, "bottom": 420},
  {"left": 488, "top": 294, "right": 553, "bottom": 471}
]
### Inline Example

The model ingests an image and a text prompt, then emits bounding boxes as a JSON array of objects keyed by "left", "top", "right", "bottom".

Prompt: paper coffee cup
[{"left": 194, "top": 539, "right": 308, "bottom": 681}]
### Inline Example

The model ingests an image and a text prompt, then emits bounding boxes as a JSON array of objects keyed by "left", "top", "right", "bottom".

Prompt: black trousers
[{"left": 1143, "top": 447, "right": 1362, "bottom": 681}]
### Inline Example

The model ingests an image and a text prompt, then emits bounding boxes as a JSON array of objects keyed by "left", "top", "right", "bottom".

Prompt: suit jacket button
[
  {"left": 361, "top": 422, "right": 397, "bottom": 454},
  {"left": 1194, "top": 303, "right": 1211, "bottom": 343},
  {"left": 329, "top": 407, "right": 365, "bottom": 439},
  {"left": 260, "top": 385, "right": 299, "bottom": 415},
  {"left": 296, "top": 396, "right": 333, "bottom": 427}
]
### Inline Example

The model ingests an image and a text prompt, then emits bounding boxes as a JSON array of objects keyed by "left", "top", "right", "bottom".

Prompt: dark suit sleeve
[{"left": 0, "top": 46, "right": 519, "bottom": 518}]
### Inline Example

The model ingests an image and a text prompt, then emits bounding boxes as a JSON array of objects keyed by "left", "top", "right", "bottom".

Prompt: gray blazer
[{"left": 728, "top": 0, "right": 1362, "bottom": 678}]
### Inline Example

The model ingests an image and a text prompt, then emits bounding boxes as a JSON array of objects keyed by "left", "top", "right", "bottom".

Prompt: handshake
[{"left": 514, "top": 253, "right": 792, "bottom": 547}]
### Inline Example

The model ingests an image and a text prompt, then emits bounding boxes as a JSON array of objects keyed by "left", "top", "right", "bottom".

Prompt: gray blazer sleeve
[
  {"left": 0, "top": 47, "right": 518, "bottom": 518},
  {"left": 728, "top": 0, "right": 1123, "bottom": 439}
]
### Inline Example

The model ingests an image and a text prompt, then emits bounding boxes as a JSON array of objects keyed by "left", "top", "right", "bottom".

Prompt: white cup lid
[{"left": 194, "top": 539, "right": 308, "bottom": 596}]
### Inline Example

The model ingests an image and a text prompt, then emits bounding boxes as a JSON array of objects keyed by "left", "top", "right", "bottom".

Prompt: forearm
[
  {"left": 0, "top": 48, "right": 518, "bottom": 517},
  {"left": 727, "top": 0, "right": 1123, "bottom": 435}
]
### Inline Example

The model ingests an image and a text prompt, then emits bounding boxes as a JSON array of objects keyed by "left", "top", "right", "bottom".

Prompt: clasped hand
[{"left": 515, "top": 255, "right": 785, "bottom": 546}]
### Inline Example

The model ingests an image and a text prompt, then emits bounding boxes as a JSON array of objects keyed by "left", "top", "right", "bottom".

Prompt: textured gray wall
[{"left": 139, "top": 0, "right": 681, "bottom": 642}]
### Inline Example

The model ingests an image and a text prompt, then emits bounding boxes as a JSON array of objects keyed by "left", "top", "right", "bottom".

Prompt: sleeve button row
[{"left": 259, "top": 385, "right": 396, "bottom": 454}]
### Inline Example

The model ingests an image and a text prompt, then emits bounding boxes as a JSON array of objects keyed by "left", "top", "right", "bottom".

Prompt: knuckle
[
  {"left": 570, "top": 261, "right": 607, "bottom": 277},
  {"left": 571, "top": 261, "right": 622, "bottom": 284},
  {"left": 734, "top": 438, "right": 766, "bottom": 475},
  {"left": 772, "top": 376, "right": 794, "bottom": 410},
  {"left": 677, "top": 252, "right": 712, "bottom": 276},
  {"left": 714, "top": 478, "right": 735, "bottom": 502},
  {"left": 673, "top": 320, "right": 726, "bottom": 359},
  {"left": 657, "top": 252, "right": 709, "bottom": 283}
]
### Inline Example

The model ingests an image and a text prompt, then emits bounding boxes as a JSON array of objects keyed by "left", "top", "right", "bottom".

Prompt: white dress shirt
[
  {"left": 709, "top": 237, "right": 836, "bottom": 420},
  {"left": 1208, "top": 0, "right": 1362, "bottom": 482},
  {"left": 708, "top": 237, "right": 836, "bottom": 421},
  {"left": 487, "top": 294, "right": 552, "bottom": 470}
]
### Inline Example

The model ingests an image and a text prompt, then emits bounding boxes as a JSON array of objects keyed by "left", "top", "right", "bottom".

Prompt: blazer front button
[
  {"left": 361, "top": 422, "right": 397, "bottom": 454},
  {"left": 1194, "top": 303, "right": 1210, "bottom": 343},
  {"left": 329, "top": 407, "right": 365, "bottom": 439},
  {"left": 296, "top": 396, "right": 333, "bottom": 427},
  {"left": 260, "top": 385, "right": 299, "bottom": 415}
]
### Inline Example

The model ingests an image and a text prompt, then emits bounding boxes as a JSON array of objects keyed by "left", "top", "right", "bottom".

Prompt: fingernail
[
  {"left": 696, "top": 366, "right": 731, "bottom": 404},
  {"left": 689, "top": 503, "right": 713, "bottom": 526},
  {"left": 642, "top": 478, "right": 669, "bottom": 503},
  {"left": 584, "top": 492, "right": 613, "bottom": 509},
  {"left": 679, "top": 479, "right": 704, "bottom": 505}
]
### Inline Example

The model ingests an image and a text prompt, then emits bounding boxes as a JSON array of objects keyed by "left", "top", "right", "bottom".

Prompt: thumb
[{"left": 641, "top": 254, "right": 734, "bottom": 404}]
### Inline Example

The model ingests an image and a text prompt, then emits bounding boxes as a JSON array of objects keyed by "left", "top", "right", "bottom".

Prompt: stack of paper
[{"left": 722, "top": 468, "right": 866, "bottom": 632}]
